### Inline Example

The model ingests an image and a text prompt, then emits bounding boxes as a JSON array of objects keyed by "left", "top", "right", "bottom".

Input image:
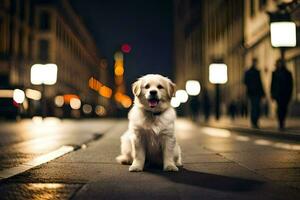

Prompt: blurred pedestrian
[
  {"left": 243, "top": 58, "right": 265, "bottom": 128},
  {"left": 228, "top": 100, "right": 237, "bottom": 120},
  {"left": 271, "top": 59, "right": 293, "bottom": 130},
  {"left": 189, "top": 96, "right": 200, "bottom": 121},
  {"left": 202, "top": 88, "right": 211, "bottom": 122},
  {"left": 239, "top": 98, "right": 248, "bottom": 118}
]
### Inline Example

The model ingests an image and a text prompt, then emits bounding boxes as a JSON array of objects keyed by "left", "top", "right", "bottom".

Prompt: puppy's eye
[
  {"left": 145, "top": 84, "right": 150, "bottom": 89},
  {"left": 157, "top": 84, "right": 164, "bottom": 89}
]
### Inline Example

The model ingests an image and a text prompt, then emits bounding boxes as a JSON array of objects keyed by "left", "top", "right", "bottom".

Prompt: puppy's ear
[
  {"left": 167, "top": 79, "right": 176, "bottom": 98},
  {"left": 132, "top": 79, "right": 142, "bottom": 96}
]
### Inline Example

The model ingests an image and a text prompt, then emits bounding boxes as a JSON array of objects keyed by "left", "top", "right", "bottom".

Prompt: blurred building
[
  {"left": 0, "top": 0, "right": 110, "bottom": 117},
  {"left": 173, "top": 0, "right": 300, "bottom": 117},
  {"left": 244, "top": 0, "right": 300, "bottom": 116}
]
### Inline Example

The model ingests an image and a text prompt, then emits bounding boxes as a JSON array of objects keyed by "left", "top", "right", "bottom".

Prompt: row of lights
[
  {"left": 0, "top": 88, "right": 42, "bottom": 104},
  {"left": 170, "top": 63, "right": 228, "bottom": 108},
  {"left": 88, "top": 77, "right": 112, "bottom": 98},
  {"left": 83, "top": 104, "right": 107, "bottom": 116},
  {"left": 54, "top": 95, "right": 107, "bottom": 116},
  {"left": 171, "top": 80, "right": 201, "bottom": 108}
]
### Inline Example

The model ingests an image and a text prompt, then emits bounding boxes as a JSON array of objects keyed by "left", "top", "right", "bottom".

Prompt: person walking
[
  {"left": 271, "top": 59, "right": 293, "bottom": 130},
  {"left": 243, "top": 58, "right": 265, "bottom": 128},
  {"left": 189, "top": 96, "right": 200, "bottom": 121},
  {"left": 202, "top": 88, "right": 211, "bottom": 122}
]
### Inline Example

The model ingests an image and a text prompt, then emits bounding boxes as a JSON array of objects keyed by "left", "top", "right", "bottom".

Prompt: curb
[{"left": 202, "top": 124, "right": 300, "bottom": 141}]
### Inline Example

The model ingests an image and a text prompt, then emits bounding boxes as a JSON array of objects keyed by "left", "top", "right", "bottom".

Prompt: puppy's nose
[{"left": 150, "top": 90, "right": 157, "bottom": 95}]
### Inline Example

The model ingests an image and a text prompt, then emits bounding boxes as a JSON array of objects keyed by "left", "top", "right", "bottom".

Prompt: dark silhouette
[
  {"left": 271, "top": 59, "right": 293, "bottom": 130},
  {"left": 238, "top": 98, "right": 248, "bottom": 118},
  {"left": 243, "top": 58, "right": 265, "bottom": 128},
  {"left": 189, "top": 96, "right": 200, "bottom": 121},
  {"left": 228, "top": 100, "right": 237, "bottom": 120},
  {"left": 202, "top": 88, "right": 211, "bottom": 122}
]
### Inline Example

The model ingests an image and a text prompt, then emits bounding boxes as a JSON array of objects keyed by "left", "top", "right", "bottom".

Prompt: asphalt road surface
[{"left": 0, "top": 118, "right": 300, "bottom": 200}]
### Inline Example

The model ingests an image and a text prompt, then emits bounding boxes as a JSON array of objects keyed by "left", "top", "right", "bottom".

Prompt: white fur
[{"left": 116, "top": 74, "right": 182, "bottom": 172}]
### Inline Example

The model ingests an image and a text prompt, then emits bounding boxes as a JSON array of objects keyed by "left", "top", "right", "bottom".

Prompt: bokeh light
[
  {"left": 13, "top": 89, "right": 25, "bottom": 104},
  {"left": 70, "top": 98, "right": 81, "bottom": 110},
  {"left": 175, "top": 90, "right": 188, "bottom": 103}
]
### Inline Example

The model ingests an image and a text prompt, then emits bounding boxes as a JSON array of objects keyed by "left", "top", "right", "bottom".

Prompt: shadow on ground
[{"left": 146, "top": 167, "right": 264, "bottom": 192}]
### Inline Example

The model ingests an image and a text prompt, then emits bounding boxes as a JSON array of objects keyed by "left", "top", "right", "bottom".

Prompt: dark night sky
[{"left": 72, "top": 0, "right": 174, "bottom": 87}]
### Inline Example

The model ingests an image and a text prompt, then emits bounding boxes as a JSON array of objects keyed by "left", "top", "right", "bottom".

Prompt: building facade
[
  {"left": 173, "top": 0, "right": 300, "bottom": 117},
  {"left": 0, "top": 0, "right": 109, "bottom": 117}
]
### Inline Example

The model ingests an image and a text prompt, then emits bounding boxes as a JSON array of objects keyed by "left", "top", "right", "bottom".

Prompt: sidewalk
[{"left": 200, "top": 116, "right": 300, "bottom": 141}]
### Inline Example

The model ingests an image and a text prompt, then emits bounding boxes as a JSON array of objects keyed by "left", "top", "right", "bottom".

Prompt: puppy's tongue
[{"left": 148, "top": 99, "right": 159, "bottom": 108}]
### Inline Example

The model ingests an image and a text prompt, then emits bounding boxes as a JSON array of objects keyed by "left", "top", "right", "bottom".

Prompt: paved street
[{"left": 0, "top": 118, "right": 300, "bottom": 199}]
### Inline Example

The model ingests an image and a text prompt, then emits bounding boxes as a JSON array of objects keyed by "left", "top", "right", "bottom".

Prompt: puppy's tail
[{"left": 116, "top": 155, "right": 132, "bottom": 165}]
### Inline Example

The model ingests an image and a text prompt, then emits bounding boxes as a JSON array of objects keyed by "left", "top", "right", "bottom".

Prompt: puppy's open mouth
[{"left": 148, "top": 99, "right": 159, "bottom": 108}]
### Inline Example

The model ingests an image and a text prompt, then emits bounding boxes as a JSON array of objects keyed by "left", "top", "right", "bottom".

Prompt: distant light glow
[
  {"left": 99, "top": 86, "right": 112, "bottom": 98},
  {"left": 70, "top": 98, "right": 81, "bottom": 110},
  {"left": 82, "top": 104, "right": 92, "bottom": 114},
  {"left": 25, "top": 89, "right": 41, "bottom": 100},
  {"left": 114, "top": 66, "right": 124, "bottom": 76},
  {"left": 185, "top": 80, "right": 201, "bottom": 96},
  {"left": 254, "top": 139, "right": 272, "bottom": 146},
  {"left": 95, "top": 105, "right": 107, "bottom": 116},
  {"left": 175, "top": 90, "right": 188, "bottom": 103},
  {"left": 32, "top": 116, "right": 43, "bottom": 124},
  {"left": 54, "top": 96, "right": 64, "bottom": 107},
  {"left": 171, "top": 97, "right": 180, "bottom": 108},
  {"left": 0, "top": 89, "right": 13, "bottom": 98},
  {"left": 114, "top": 51, "right": 124, "bottom": 61},
  {"left": 202, "top": 127, "right": 231, "bottom": 138},
  {"left": 235, "top": 136, "right": 250, "bottom": 142},
  {"left": 121, "top": 44, "right": 131, "bottom": 53},
  {"left": 121, "top": 95, "right": 132, "bottom": 108},
  {"left": 13, "top": 89, "right": 25, "bottom": 103},
  {"left": 31, "top": 64, "right": 58, "bottom": 85},
  {"left": 209, "top": 63, "right": 228, "bottom": 84},
  {"left": 270, "top": 22, "right": 296, "bottom": 47},
  {"left": 44, "top": 117, "right": 61, "bottom": 125}
]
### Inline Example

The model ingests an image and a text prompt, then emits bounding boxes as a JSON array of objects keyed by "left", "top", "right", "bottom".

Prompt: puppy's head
[{"left": 132, "top": 74, "right": 175, "bottom": 112}]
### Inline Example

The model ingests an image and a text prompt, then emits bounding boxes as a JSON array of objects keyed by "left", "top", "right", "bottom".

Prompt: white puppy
[{"left": 116, "top": 74, "right": 182, "bottom": 172}]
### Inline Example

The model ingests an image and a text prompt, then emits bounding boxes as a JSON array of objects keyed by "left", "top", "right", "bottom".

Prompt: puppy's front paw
[
  {"left": 164, "top": 164, "right": 179, "bottom": 172},
  {"left": 176, "top": 161, "right": 183, "bottom": 167},
  {"left": 129, "top": 164, "right": 143, "bottom": 172}
]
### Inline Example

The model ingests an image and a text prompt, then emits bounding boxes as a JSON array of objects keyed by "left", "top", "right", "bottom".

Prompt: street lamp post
[
  {"left": 30, "top": 64, "right": 58, "bottom": 118},
  {"left": 268, "top": 8, "right": 297, "bottom": 61},
  {"left": 209, "top": 62, "right": 228, "bottom": 120}
]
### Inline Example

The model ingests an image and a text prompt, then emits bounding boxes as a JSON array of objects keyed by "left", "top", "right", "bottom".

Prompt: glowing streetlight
[
  {"left": 13, "top": 89, "right": 25, "bottom": 104},
  {"left": 209, "top": 62, "right": 228, "bottom": 120},
  {"left": 31, "top": 64, "right": 58, "bottom": 85},
  {"left": 209, "top": 63, "right": 228, "bottom": 84},
  {"left": 170, "top": 97, "right": 180, "bottom": 108},
  {"left": 25, "top": 89, "right": 41, "bottom": 100},
  {"left": 70, "top": 98, "right": 81, "bottom": 110},
  {"left": 82, "top": 104, "right": 93, "bottom": 114},
  {"left": 270, "top": 22, "right": 296, "bottom": 47},
  {"left": 30, "top": 63, "right": 58, "bottom": 117},
  {"left": 54, "top": 96, "right": 64, "bottom": 107},
  {"left": 175, "top": 90, "right": 188, "bottom": 103},
  {"left": 268, "top": 9, "right": 297, "bottom": 60},
  {"left": 185, "top": 80, "right": 201, "bottom": 96}
]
